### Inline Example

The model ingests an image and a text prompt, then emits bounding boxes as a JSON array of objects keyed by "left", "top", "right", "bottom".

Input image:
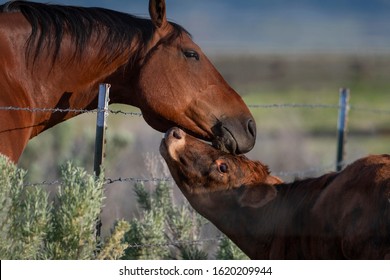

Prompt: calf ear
[
  {"left": 265, "top": 175, "right": 283, "bottom": 185},
  {"left": 238, "top": 184, "right": 277, "bottom": 208},
  {"left": 149, "top": 0, "right": 167, "bottom": 28}
]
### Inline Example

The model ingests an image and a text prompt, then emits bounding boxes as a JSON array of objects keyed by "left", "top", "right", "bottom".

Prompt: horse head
[{"left": 135, "top": 0, "right": 256, "bottom": 154}]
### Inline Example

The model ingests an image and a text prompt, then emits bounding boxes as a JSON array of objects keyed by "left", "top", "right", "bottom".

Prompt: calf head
[{"left": 160, "top": 127, "right": 282, "bottom": 215}]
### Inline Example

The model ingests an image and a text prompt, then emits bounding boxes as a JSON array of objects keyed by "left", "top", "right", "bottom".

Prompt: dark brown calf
[{"left": 160, "top": 127, "right": 390, "bottom": 259}]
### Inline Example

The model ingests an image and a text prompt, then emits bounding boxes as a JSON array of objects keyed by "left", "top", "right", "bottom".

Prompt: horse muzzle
[{"left": 211, "top": 117, "right": 256, "bottom": 154}]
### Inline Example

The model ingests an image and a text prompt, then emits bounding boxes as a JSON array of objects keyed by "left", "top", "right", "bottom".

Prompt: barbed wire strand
[
  {"left": 23, "top": 160, "right": 344, "bottom": 188},
  {"left": 127, "top": 236, "right": 223, "bottom": 249},
  {"left": 272, "top": 162, "right": 340, "bottom": 178},
  {"left": 1, "top": 103, "right": 390, "bottom": 115},
  {"left": 0, "top": 106, "right": 143, "bottom": 116},
  {"left": 349, "top": 105, "right": 390, "bottom": 115},
  {"left": 23, "top": 176, "right": 172, "bottom": 187},
  {"left": 248, "top": 103, "right": 340, "bottom": 109}
]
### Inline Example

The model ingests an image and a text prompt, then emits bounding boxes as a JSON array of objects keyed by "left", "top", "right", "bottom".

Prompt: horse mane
[{"left": 1, "top": 1, "right": 188, "bottom": 66}]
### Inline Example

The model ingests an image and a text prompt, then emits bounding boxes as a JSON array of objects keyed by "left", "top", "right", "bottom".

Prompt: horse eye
[
  {"left": 218, "top": 163, "right": 228, "bottom": 173},
  {"left": 183, "top": 50, "right": 199, "bottom": 61}
]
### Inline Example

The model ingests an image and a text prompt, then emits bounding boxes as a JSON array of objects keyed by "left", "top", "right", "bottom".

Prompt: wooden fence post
[{"left": 336, "top": 88, "right": 350, "bottom": 172}]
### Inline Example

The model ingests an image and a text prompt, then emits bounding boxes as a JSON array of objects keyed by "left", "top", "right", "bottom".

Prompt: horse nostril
[{"left": 247, "top": 119, "right": 256, "bottom": 139}]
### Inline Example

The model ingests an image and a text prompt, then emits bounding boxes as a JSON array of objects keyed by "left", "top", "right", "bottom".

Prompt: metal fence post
[
  {"left": 94, "top": 83, "right": 110, "bottom": 177},
  {"left": 336, "top": 88, "right": 350, "bottom": 172},
  {"left": 94, "top": 83, "right": 110, "bottom": 245}
]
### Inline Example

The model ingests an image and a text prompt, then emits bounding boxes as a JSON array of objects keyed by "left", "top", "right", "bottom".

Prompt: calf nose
[
  {"left": 165, "top": 127, "right": 184, "bottom": 141},
  {"left": 172, "top": 128, "right": 182, "bottom": 140}
]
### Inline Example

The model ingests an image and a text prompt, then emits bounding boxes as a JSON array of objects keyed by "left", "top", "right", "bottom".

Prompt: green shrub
[
  {"left": 123, "top": 182, "right": 207, "bottom": 259},
  {"left": 0, "top": 156, "right": 49, "bottom": 259},
  {"left": 0, "top": 154, "right": 247, "bottom": 260},
  {"left": 123, "top": 181, "right": 247, "bottom": 260},
  {"left": 216, "top": 236, "right": 249, "bottom": 260},
  {"left": 0, "top": 155, "right": 128, "bottom": 260}
]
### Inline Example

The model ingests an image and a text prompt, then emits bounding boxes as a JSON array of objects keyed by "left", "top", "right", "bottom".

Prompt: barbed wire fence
[
  {"left": 2, "top": 103, "right": 390, "bottom": 115},
  {"left": 1, "top": 85, "right": 389, "bottom": 248},
  {"left": 1, "top": 87, "right": 389, "bottom": 188}
]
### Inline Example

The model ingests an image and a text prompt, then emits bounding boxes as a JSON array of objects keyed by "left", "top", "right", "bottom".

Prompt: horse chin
[
  {"left": 211, "top": 135, "right": 237, "bottom": 155},
  {"left": 210, "top": 122, "right": 243, "bottom": 155},
  {"left": 174, "top": 127, "right": 237, "bottom": 154}
]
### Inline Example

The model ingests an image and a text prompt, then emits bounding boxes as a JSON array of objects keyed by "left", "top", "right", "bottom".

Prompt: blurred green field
[
  {"left": 241, "top": 86, "right": 390, "bottom": 176},
  {"left": 18, "top": 53, "right": 390, "bottom": 235},
  {"left": 211, "top": 54, "right": 390, "bottom": 175}
]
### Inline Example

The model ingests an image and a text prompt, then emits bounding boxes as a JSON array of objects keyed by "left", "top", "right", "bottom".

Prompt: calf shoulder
[{"left": 310, "top": 155, "right": 390, "bottom": 259}]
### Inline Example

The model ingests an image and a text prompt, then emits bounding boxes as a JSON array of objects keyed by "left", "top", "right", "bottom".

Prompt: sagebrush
[{"left": 0, "top": 154, "right": 247, "bottom": 259}]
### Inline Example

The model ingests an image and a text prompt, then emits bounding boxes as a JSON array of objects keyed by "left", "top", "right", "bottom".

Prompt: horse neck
[
  {"left": 25, "top": 45, "right": 137, "bottom": 134},
  {"left": 9, "top": 7, "right": 153, "bottom": 113},
  {"left": 23, "top": 26, "right": 148, "bottom": 133},
  {"left": 0, "top": 8, "right": 151, "bottom": 161}
]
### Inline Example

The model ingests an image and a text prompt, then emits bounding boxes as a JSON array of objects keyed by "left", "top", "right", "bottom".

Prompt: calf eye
[{"left": 218, "top": 162, "right": 228, "bottom": 173}]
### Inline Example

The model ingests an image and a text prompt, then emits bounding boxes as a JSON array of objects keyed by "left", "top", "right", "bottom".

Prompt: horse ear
[
  {"left": 149, "top": 0, "right": 167, "bottom": 28},
  {"left": 238, "top": 184, "right": 277, "bottom": 208}
]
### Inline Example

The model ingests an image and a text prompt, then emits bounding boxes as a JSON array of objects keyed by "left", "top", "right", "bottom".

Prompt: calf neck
[{"left": 160, "top": 127, "right": 390, "bottom": 259}]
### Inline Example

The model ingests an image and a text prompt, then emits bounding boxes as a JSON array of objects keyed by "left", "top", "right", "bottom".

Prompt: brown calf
[{"left": 160, "top": 127, "right": 390, "bottom": 259}]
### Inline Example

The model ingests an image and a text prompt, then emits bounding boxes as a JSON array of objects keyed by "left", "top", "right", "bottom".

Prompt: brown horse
[{"left": 0, "top": 0, "right": 256, "bottom": 162}]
